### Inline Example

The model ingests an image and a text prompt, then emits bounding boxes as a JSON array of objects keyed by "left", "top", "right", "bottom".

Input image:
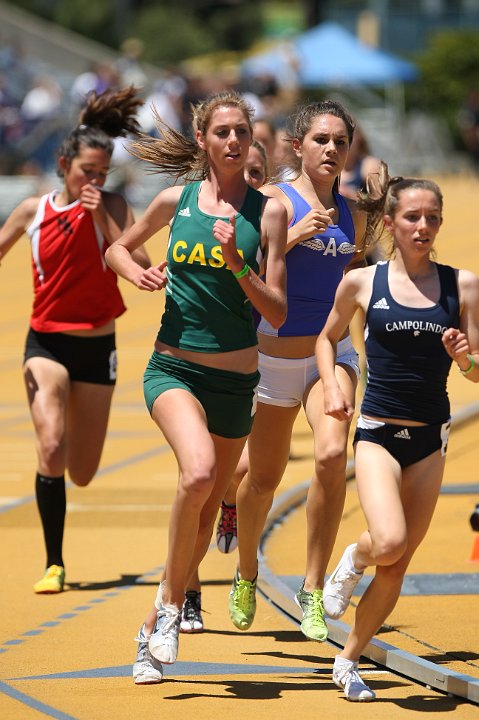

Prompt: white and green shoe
[
  {"left": 228, "top": 569, "right": 257, "bottom": 630},
  {"left": 294, "top": 583, "right": 328, "bottom": 641}
]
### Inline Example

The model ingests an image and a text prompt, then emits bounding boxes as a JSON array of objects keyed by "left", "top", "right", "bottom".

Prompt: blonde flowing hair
[{"left": 128, "top": 91, "right": 254, "bottom": 182}]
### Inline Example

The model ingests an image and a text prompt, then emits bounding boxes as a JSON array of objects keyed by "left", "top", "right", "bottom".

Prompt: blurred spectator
[
  {"left": 0, "top": 37, "right": 33, "bottom": 105},
  {"left": 339, "top": 122, "right": 380, "bottom": 200},
  {"left": 253, "top": 117, "right": 277, "bottom": 174},
  {"left": 107, "top": 134, "right": 147, "bottom": 207},
  {"left": 241, "top": 90, "right": 266, "bottom": 122},
  {"left": 20, "top": 75, "right": 63, "bottom": 127},
  {"left": 0, "top": 71, "right": 22, "bottom": 146},
  {"left": 18, "top": 75, "right": 66, "bottom": 174},
  {"left": 138, "top": 74, "right": 187, "bottom": 134},
  {"left": 272, "top": 125, "right": 296, "bottom": 180},
  {"left": 243, "top": 71, "right": 297, "bottom": 127},
  {"left": 457, "top": 88, "right": 479, "bottom": 173},
  {"left": 71, "top": 61, "right": 120, "bottom": 108},
  {"left": 117, "top": 37, "right": 148, "bottom": 90}
]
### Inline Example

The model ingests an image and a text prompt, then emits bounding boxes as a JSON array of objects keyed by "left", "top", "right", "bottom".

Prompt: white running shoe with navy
[{"left": 133, "top": 625, "right": 163, "bottom": 685}]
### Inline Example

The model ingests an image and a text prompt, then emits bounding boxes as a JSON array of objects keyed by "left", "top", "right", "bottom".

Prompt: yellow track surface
[{"left": 1, "top": 175, "right": 478, "bottom": 718}]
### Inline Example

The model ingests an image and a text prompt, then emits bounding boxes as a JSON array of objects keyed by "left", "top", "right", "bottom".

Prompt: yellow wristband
[
  {"left": 459, "top": 354, "right": 475, "bottom": 376},
  {"left": 233, "top": 263, "right": 249, "bottom": 279}
]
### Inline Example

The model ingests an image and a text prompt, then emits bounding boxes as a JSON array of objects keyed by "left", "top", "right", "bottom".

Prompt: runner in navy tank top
[
  {"left": 229, "top": 100, "right": 372, "bottom": 642},
  {"left": 316, "top": 165, "right": 479, "bottom": 701}
]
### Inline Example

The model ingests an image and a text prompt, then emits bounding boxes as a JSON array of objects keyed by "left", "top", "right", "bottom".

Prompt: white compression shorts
[{"left": 258, "top": 335, "right": 360, "bottom": 408}]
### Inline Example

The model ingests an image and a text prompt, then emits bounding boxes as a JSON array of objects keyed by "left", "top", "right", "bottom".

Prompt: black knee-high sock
[{"left": 35, "top": 472, "right": 66, "bottom": 568}]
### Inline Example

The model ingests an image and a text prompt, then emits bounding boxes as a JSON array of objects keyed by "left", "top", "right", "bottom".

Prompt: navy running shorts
[{"left": 353, "top": 417, "right": 451, "bottom": 468}]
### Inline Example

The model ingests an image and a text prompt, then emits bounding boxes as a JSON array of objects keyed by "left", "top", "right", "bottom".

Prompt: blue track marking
[
  {"left": 0, "top": 680, "right": 80, "bottom": 720},
  {"left": 282, "top": 573, "right": 479, "bottom": 597},
  {"left": 0, "top": 567, "right": 163, "bottom": 656},
  {"left": 10, "top": 661, "right": 330, "bottom": 681},
  {"left": 440, "top": 483, "right": 479, "bottom": 494}
]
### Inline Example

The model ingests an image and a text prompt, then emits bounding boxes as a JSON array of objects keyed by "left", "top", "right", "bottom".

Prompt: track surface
[{"left": 1, "top": 176, "right": 478, "bottom": 718}]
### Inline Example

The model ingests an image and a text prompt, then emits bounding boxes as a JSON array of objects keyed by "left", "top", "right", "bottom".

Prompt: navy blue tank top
[
  {"left": 361, "top": 261, "right": 460, "bottom": 424},
  {"left": 257, "top": 183, "right": 356, "bottom": 337}
]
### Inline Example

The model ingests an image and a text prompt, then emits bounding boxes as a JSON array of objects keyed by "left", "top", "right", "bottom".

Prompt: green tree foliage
[
  {"left": 410, "top": 30, "right": 479, "bottom": 144},
  {"left": 55, "top": 0, "right": 117, "bottom": 46},
  {"left": 6, "top": 0, "right": 263, "bottom": 63},
  {"left": 133, "top": 6, "right": 216, "bottom": 65}
]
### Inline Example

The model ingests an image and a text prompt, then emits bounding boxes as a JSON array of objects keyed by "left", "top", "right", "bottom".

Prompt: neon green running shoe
[
  {"left": 294, "top": 583, "right": 328, "bottom": 641},
  {"left": 33, "top": 565, "right": 65, "bottom": 594},
  {"left": 228, "top": 569, "right": 257, "bottom": 630}
]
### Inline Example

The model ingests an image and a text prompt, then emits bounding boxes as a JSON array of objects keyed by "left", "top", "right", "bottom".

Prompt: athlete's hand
[
  {"left": 323, "top": 384, "right": 354, "bottom": 421},
  {"left": 213, "top": 215, "right": 243, "bottom": 273},
  {"left": 136, "top": 260, "right": 168, "bottom": 291},
  {"left": 442, "top": 327, "right": 470, "bottom": 363},
  {"left": 79, "top": 182, "right": 104, "bottom": 213},
  {"left": 292, "top": 207, "right": 335, "bottom": 243}
]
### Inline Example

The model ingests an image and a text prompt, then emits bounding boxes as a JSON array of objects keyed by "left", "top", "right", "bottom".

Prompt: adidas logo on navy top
[
  {"left": 394, "top": 428, "right": 411, "bottom": 440},
  {"left": 373, "top": 297, "right": 390, "bottom": 310},
  {"left": 178, "top": 207, "right": 191, "bottom": 217}
]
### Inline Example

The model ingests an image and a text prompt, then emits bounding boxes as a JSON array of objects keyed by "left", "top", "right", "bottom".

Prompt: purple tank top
[{"left": 258, "top": 183, "right": 356, "bottom": 337}]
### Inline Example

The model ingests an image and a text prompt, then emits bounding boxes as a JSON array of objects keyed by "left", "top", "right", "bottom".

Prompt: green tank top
[{"left": 158, "top": 181, "right": 264, "bottom": 352}]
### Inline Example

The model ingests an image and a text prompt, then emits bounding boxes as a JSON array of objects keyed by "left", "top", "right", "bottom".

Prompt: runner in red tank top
[{"left": 0, "top": 86, "right": 149, "bottom": 594}]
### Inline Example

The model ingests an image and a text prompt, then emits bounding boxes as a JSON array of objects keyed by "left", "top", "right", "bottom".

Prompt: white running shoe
[
  {"left": 323, "top": 544, "right": 363, "bottom": 619},
  {"left": 149, "top": 603, "right": 181, "bottom": 664},
  {"left": 133, "top": 625, "right": 163, "bottom": 685},
  {"left": 333, "top": 657, "right": 376, "bottom": 702}
]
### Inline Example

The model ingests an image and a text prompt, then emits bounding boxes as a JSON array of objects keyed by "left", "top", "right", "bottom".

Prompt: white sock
[
  {"left": 348, "top": 545, "right": 364, "bottom": 575},
  {"left": 334, "top": 655, "right": 355, "bottom": 670},
  {"left": 154, "top": 580, "right": 165, "bottom": 610}
]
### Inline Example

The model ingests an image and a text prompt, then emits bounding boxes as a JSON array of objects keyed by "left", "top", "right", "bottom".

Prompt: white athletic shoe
[
  {"left": 149, "top": 603, "right": 181, "bottom": 664},
  {"left": 323, "top": 544, "right": 363, "bottom": 619},
  {"left": 333, "top": 657, "right": 376, "bottom": 702},
  {"left": 133, "top": 625, "right": 163, "bottom": 685}
]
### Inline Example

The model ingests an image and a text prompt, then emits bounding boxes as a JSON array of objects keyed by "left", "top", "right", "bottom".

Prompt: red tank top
[{"left": 26, "top": 191, "right": 126, "bottom": 332}]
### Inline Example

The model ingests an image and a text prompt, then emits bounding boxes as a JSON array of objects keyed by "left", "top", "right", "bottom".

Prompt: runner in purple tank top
[{"left": 228, "top": 100, "right": 375, "bottom": 643}]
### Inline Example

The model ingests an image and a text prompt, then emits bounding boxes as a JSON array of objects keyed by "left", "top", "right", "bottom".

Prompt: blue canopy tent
[
  {"left": 241, "top": 22, "right": 424, "bottom": 177},
  {"left": 241, "top": 22, "right": 418, "bottom": 87}
]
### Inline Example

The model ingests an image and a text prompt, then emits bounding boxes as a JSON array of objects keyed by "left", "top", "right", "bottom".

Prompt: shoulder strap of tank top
[
  {"left": 171, "top": 182, "right": 197, "bottom": 225},
  {"left": 367, "top": 261, "right": 390, "bottom": 314},
  {"left": 436, "top": 263, "right": 460, "bottom": 322},
  {"left": 275, "top": 183, "right": 312, "bottom": 221},
  {"left": 241, "top": 184, "right": 263, "bottom": 225}
]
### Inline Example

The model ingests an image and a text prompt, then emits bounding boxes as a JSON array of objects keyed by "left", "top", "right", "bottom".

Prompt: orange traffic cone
[{"left": 469, "top": 535, "right": 479, "bottom": 562}]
